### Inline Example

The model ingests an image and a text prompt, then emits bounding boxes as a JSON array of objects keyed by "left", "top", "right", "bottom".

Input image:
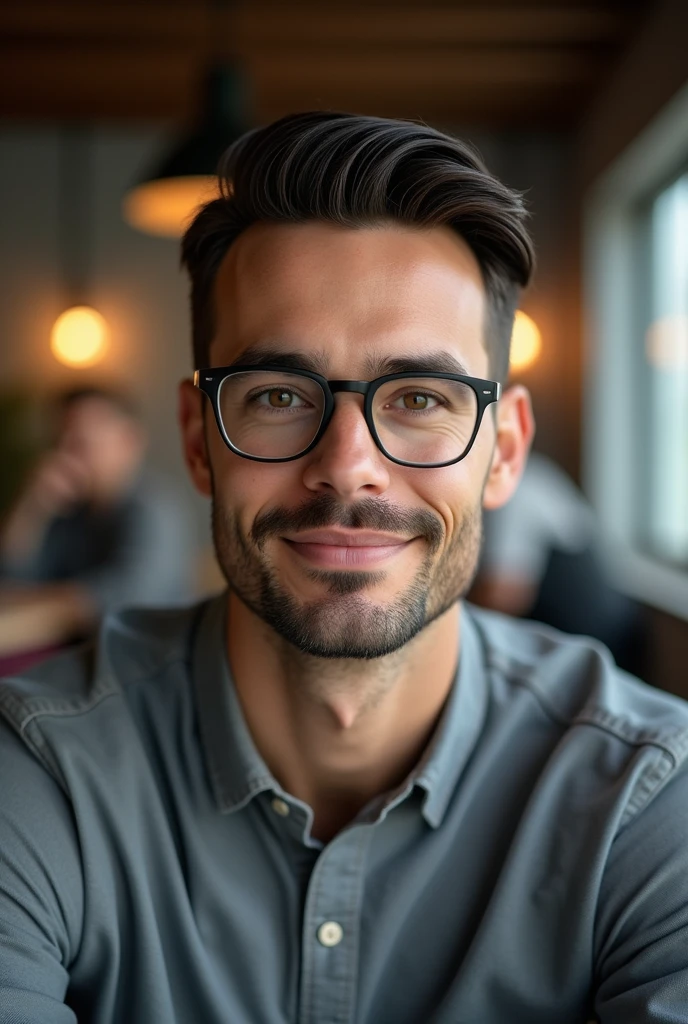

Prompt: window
[
  {"left": 641, "top": 173, "right": 688, "bottom": 564},
  {"left": 584, "top": 83, "right": 688, "bottom": 618}
]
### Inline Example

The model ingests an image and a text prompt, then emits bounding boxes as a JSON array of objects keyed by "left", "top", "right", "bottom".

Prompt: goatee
[{"left": 212, "top": 493, "right": 482, "bottom": 659}]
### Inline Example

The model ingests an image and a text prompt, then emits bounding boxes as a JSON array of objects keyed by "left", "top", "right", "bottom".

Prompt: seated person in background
[
  {"left": 471, "top": 450, "right": 646, "bottom": 673},
  {"left": 1, "top": 113, "right": 688, "bottom": 1024},
  {"left": 0, "top": 386, "right": 193, "bottom": 655}
]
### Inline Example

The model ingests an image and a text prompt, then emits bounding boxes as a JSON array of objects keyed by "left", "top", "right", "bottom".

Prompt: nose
[{"left": 301, "top": 394, "right": 391, "bottom": 499}]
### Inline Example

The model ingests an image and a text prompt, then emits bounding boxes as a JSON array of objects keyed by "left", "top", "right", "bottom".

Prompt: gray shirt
[{"left": 1, "top": 595, "right": 688, "bottom": 1023}]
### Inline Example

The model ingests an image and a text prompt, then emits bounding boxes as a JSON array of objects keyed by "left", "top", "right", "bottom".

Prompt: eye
[
  {"left": 260, "top": 389, "right": 307, "bottom": 408},
  {"left": 392, "top": 392, "right": 440, "bottom": 411}
]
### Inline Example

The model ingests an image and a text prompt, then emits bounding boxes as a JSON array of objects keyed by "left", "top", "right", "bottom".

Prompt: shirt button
[
  {"left": 317, "top": 921, "right": 344, "bottom": 947},
  {"left": 271, "top": 797, "right": 290, "bottom": 817}
]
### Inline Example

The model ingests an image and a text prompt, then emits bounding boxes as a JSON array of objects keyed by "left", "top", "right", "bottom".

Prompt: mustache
[{"left": 250, "top": 494, "right": 444, "bottom": 554}]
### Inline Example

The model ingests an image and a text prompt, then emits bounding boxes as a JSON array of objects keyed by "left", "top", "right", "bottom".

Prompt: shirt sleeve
[
  {"left": 0, "top": 721, "right": 82, "bottom": 1023},
  {"left": 593, "top": 760, "right": 688, "bottom": 1021}
]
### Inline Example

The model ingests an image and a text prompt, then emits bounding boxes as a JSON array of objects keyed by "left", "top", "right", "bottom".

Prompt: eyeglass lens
[{"left": 217, "top": 371, "right": 478, "bottom": 464}]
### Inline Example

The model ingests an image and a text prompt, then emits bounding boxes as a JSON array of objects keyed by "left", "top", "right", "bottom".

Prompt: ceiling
[{"left": 0, "top": 1, "right": 650, "bottom": 128}]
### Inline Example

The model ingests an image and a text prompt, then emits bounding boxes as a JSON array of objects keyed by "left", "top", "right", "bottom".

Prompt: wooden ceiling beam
[
  {"left": 0, "top": 3, "right": 628, "bottom": 49},
  {"left": 0, "top": 50, "right": 199, "bottom": 121},
  {"left": 237, "top": 6, "right": 626, "bottom": 48},
  {"left": 0, "top": 5, "right": 205, "bottom": 44},
  {"left": 0, "top": 0, "right": 644, "bottom": 126},
  {"left": 247, "top": 48, "right": 602, "bottom": 88},
  {"left": 0, "top": 43, "right": 598, "bottom": 125}
]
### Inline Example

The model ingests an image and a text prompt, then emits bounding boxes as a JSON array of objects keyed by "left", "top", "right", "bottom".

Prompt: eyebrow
[
  {"left": 227, "top": 345, "right": 471, "bottom": 379},
  {"left": 228, "top": 346, "right": 328, "bottom": 374},
  {"left": 371, "top": 353, "right": 471, "bottom": 377}
]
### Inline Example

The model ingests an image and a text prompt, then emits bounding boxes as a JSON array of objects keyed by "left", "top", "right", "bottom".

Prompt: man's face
[{"left": 191, "top": 221, "right": 510, "bottom": 658}]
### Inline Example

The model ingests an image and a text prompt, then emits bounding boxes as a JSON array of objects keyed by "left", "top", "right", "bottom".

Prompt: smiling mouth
[{"left": 282, "top": 530, "right": 414, "bottom": 568}]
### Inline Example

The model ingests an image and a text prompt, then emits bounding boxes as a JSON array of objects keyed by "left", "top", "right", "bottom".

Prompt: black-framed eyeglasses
[{"left": 194, "top": 365, "right": 501, "bottom": 469}]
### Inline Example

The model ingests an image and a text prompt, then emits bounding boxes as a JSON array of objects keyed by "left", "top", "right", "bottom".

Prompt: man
[
  {"left": 0, "top": 387, "right": 193, "bottom": 661},
  {"left": 1, "top": 113, "right": 687, "bottom": 1023}
]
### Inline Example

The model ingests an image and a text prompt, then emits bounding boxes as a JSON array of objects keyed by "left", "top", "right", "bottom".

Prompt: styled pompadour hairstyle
[{"left": 181, "top": 111, "right": 535, "bottom": 383}]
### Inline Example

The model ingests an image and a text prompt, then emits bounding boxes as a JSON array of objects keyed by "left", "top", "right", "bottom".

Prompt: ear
[
  {"left": 178, "top": 379, "right": 212, "bottom": 498},
  {"left": 482, "top": 384, "right": 534, "bottom": 511}
]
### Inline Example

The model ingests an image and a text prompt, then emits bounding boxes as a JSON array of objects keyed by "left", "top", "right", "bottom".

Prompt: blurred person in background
[
  {"left": 471, "top": 449, "right": 647, "bottom": 674},
  {"left": 0, "top": 386, "right": 193, "bottom": 663}
]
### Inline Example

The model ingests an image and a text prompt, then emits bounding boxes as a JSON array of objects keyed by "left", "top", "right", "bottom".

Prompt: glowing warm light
[
  {"left": 645, "top": 314, "right": 688, "bottom": 370},
  {"left": 509, "top": 311, "right": 542, "bottom": 371},
  {"left": 50, "top": 306, "right": 109, "bottom": 367},
  {"left": 122, "top": 176, "right": 221, "bottom": 238}
]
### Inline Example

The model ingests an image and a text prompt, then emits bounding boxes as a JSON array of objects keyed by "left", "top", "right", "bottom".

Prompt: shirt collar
[
  {"left": 193, "top": 593, "right": 277, "bottom": 814},
  {"left": 413, "top": 604, "right": 489, "bottom": 828},
  {"left": 193, "top": 593, "right": 489, "bottom": 825}
]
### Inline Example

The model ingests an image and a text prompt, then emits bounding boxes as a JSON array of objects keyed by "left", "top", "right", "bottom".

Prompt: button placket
[
  {"left": 298, "top": 826, "right": 372, "bottom": 1024},
  {"left": 271, "top": 797, "right": 290, "bottom": 817}
]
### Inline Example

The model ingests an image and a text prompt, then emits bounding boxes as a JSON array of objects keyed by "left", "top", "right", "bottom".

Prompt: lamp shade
[{"left": 123, "top": 64, "right": 248, "bottom": 238}]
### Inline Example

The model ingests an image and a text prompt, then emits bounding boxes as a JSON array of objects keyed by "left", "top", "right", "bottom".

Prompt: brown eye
[
  {"left": 269, "top": 390, "right": 294, "bottom": 407},
  {"left": 403, "top": 393, "right": 429, "bottom": 409}
]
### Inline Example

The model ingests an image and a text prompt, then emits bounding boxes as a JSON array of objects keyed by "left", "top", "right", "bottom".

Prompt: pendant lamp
[
  {"left": 51, "top": 127, "right": 109, "bottom": 369},
  {"left": 122, "top": 63, "right": 249, "bottom": 239}
]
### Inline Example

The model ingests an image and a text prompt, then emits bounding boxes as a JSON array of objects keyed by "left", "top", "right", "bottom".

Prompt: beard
[{"left": 212, "top": 491, "right": 482, "bottom": 660}]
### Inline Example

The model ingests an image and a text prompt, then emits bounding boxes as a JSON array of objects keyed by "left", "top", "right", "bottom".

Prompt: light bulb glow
[
  {"left": 646, "top": 314, "right": 688, "bottom": 370},
  {"left": 50, "top": 306, "right": 108, "bottom": 367},
  {"left": 122, "top": 176, "right": 221, "bottom": 238},
  {"left": 510, "top": 311, "right": 542, "bottom": 372}
]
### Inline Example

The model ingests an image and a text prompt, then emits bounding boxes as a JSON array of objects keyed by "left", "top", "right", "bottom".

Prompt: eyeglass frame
[{"left": 194, "top": 364, "right": 502, "bottom": 469}]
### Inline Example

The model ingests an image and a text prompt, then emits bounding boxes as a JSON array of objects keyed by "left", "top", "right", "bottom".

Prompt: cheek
[
  {"left": 411, "top": 462, "right": 478, "bottom": 539},
  {"left": 406, "top": 465, "right": 487, "bottom": 561},
  {"left": 210, "top": 446, "right": 302, "bottom": 521}
]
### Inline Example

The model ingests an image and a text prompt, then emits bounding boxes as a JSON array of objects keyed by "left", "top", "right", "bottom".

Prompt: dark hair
[{"left": 181, "top": 111, "right": 535, "bottom": 383}]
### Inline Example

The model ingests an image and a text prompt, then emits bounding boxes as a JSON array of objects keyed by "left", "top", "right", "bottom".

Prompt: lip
[
  {"left": 283, "top": 530, "right": 411, "bottom": 547},
  {"left": 282, "top": 530, "right": 413, "bottom": 568}
]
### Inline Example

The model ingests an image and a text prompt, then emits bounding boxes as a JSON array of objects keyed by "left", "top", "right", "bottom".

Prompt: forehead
[{"left": 210, "top": 221, "right": 488, "bottom": 376}]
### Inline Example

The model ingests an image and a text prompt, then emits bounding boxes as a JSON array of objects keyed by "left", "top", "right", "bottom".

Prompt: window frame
[{"left": 583, "top": 80, "right": 688, "bottom": 620}]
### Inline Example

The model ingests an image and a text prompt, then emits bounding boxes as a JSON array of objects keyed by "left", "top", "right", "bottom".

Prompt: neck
[{"left": 227, "top": 594, "right": 461, "bottom": 842}]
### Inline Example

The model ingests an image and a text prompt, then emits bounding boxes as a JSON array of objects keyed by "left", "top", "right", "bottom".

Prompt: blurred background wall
[{"left": 0, "top": 0, "right": 686, "bottom": 684}]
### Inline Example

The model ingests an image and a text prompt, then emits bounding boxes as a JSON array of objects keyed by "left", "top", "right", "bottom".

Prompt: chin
[
  {"left": 299, "top": 568, "right": 389, "bottom": 597},
  {"left": 256, "top": 575, "right": 433, "bottom": 660}
]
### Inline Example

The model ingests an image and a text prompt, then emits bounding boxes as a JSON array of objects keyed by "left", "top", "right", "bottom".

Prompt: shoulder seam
[
  {"left": 485, "top": 651, "right": 688, "bottom": 767},
  {"left": 15, "top": 687, "right": 121, "bottom": 735},
  {"left": 0, "top": 640, "right": 188, "bottom": 722}
]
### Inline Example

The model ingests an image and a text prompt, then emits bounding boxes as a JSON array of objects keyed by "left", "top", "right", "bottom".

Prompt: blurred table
[{"left": 0, "top": 584, "right": 74, "bottom": 673}]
